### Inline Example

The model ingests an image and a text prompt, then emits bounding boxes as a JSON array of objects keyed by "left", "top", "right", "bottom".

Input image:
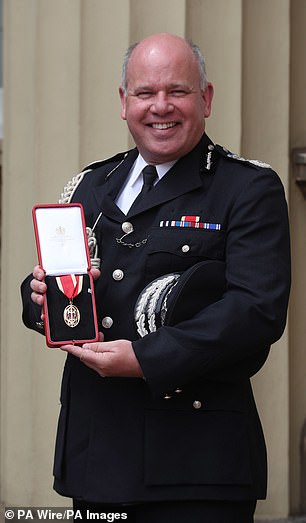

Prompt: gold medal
[
  {"left": 63, "top": 302, "right": 81, "bottom": 328},
  {"left": 56, "top": 274, "right": 83, "bottom": 328}
]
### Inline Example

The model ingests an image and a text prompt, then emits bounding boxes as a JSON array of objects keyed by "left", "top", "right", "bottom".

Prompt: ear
[
  {"left": 202, "top": 83, "right": 214, "bottom": 118},
  {"left": 119, "top": 86, "right": 127, "bottom": 120}
]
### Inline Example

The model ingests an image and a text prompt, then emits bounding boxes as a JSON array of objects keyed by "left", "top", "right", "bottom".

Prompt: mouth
[{"left": 150, "top": 122, "right": 178, "bottom": 130}]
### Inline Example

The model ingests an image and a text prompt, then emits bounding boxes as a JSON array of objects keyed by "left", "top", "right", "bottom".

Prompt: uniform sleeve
[
  {"left": 133, "top": 168, "right": 291, "bottom": 396},
  {"left": 21, "top": 274, "right": 46, "bottom": 335}
]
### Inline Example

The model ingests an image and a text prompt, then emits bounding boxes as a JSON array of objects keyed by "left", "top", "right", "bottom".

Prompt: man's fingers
[
  {"left": 30, "top": 278, "right": 47, "bottom": 294},
  {"left": 60, "top": 343, "right": 106, "bottom": 376},
  {"left": 60, "top": 343, "right": 103, "bottom": 363},
  {"left": 91, "top": 268, "right": 101, "bottom": 281},
  {"left": 30, "top": 278, "right": 47, "bottom": 305},
  {"left": 33, "top": 265, "right": 45, "bottom": 281},
  {"left": 30, "top": 266, "right": 47, "bottom": 305},
  {"left": 82, "top": 338, "right": 107, "bottom": 352},
  {"left": 60, "top": 344, "right": 84, "bottom": 358},
  {"left": 31, "top": 292, "right": 44, "bottom": 306}
]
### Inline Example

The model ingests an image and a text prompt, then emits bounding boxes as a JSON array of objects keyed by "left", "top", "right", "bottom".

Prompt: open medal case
[{"left": 32, "top": 203, "right": 99, "bottom": 347}]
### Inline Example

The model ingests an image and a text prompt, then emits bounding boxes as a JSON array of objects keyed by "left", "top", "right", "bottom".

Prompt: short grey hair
[{"left": 121, "top": 38, "right": 208, "bottom": 95}]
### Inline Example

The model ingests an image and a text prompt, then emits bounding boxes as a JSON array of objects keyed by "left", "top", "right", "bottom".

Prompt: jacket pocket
[
  {"left": 146, "top": 227, "right": 226, "bottom": 279},
  {"left": 144, "top": 408, "right": 251, "bottom": 486}
]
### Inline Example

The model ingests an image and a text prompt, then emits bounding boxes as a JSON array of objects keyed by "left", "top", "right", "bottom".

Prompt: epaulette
[
  {"left": 81, "top": 151, "right": 129, "bottom": 173},
  {"left": 59, "top": 150, "right": 129, "bottom": 204},
  {"left": 215, "top": 144, "right": 271, "bottom": 169}
]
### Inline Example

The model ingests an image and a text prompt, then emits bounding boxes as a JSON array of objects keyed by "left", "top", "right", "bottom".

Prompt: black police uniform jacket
[{"left": 21, "top": 133, "right": 291, "bottom": 503}]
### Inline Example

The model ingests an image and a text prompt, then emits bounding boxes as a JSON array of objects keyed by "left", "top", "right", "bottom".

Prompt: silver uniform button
[
  {"left": 193, "top": 400, "right": 202, "bottom": 409},
  {"left": 182, "top": 244, "right": 190, "bottom": 253},
  {"left": 102, "top": 316, "right": 113, "bottom": 329},
  {"left": 112, "top": 269, "right": 124, "bottom": 281},
  {"left": 122, "top": 221, "right": 134, "bottom": 234}
]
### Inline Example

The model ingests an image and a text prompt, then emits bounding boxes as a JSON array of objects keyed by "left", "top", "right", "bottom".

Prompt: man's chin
[{"left": 139, "top": 143, "right": 184, "bottom": 165}]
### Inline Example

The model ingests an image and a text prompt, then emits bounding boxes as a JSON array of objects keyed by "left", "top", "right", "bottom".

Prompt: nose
[{"left": 150, "top": 92, "right": 174, "bottom": 115}]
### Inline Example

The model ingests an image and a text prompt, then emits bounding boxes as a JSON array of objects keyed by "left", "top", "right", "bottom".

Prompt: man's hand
[
  {"left": 30, "top": 265, "right": 47, "bottom": 306},
  {"left": 60, "top": 332, "right": 144, "bottom": 378}
]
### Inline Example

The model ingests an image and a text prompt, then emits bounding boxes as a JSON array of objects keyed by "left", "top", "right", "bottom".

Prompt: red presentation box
[{"left": 32, "top": 203, "right": 99, "bottom": 347}]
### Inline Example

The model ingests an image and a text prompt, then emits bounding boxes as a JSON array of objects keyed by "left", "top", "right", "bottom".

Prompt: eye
[
  {"left": 170, "top": 89, "right": 188, "bottom": 97},
  {"left": 134, "top": 91, "right": 155, "bottom": 100}
]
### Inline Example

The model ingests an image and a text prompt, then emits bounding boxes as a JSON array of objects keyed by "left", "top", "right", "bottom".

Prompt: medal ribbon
[{"left": 56, "top": 274, "right": 83, "bottom": 301}]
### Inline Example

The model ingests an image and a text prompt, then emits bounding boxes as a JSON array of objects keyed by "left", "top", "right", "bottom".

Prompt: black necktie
[
  {"left": 128, "top": 165, "right": 158, "bottom": 213},
  {"left": 139, "top": 165, "right": 158, "bottom": 196}
]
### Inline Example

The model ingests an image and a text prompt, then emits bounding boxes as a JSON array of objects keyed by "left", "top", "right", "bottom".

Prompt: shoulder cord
[
  {"left": 59, "top": 169, "right": 101, "bottom": 269},
  {"left": 58, "top": 155, "right": 129, "bottom": 270}
]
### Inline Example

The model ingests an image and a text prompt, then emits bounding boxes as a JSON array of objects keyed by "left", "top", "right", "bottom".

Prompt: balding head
[{"left": 121, "top": 33, "right": 208, "bottom": 95}]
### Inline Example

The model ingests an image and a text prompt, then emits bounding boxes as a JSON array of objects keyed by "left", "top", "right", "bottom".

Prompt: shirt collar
[{"left": 130, "top": 154, "right": 176, "bottom": 188}]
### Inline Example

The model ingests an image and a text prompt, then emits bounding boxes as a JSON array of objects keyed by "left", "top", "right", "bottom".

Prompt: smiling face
[{"left": 119, "top": 34, "right": 214, "bottom": 165}]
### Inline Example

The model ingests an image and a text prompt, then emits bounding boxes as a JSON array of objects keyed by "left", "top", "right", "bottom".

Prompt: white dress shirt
[{"left": 116, "top": 154, "right": 176, "bottom": 215}]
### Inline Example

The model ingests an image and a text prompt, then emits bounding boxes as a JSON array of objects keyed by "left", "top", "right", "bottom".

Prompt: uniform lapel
[
  {"left": 91, "top": 148, "right": 138, "bottom": 221},
  {"left": 127, "top": 134, "right": 211, "bottom": 217},
  {"left": 88, "top": 134, "right": 214, "bottom": 221}
]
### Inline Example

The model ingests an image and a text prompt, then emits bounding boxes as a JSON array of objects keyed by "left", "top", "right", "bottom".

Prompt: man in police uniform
[{"left": 22, "top": 33, "right": 291, "bottom": 522}]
